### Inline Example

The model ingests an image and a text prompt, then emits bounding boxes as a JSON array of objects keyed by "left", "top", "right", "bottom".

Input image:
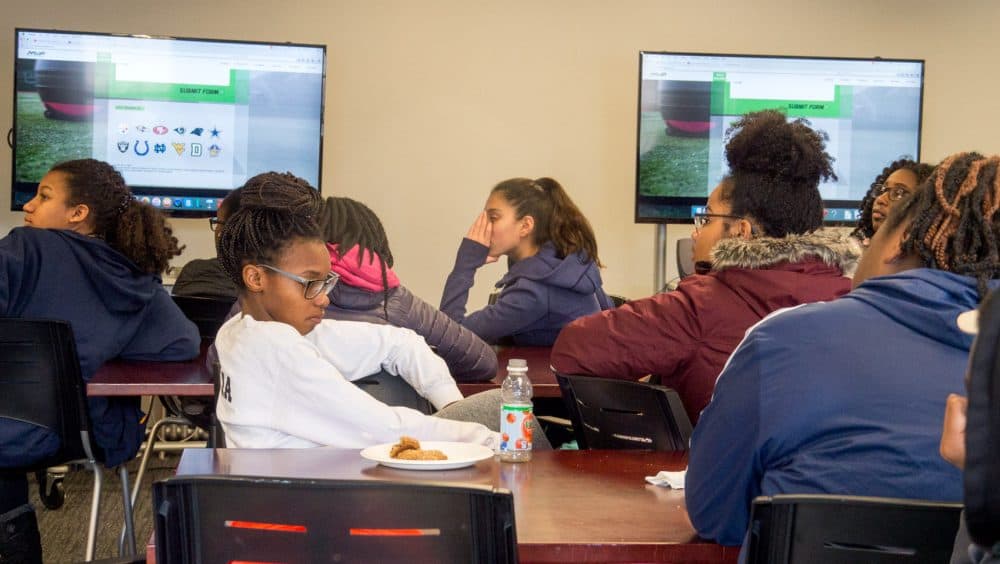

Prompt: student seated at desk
[
  {"left": 551, "top": 110, "right": 857, "bottom": 424},
  {"left": 851, "top": 157, "right": 935, "bottom": 246},
  {"left": 213, "top": 173, "right": 498, "bottom": 450},
  {"left": 685, "top": 151, "right": 1000, "bottom": 551},
  {"left": 441, "top": 177, "right": 612, "bottom": 346},
  {"left": 318, "top": 196, "right": 497, "bottom": 382},
  {"left": 172, "top": 188, "right": 241, "bottom": 300},
  {"left": 0, "top": 159, "right": 200, "bottom": 563}
]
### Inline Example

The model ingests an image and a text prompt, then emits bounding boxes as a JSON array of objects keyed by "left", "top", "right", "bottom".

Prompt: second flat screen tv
[
  {"left": 12, "top": 29, "right": 326, "bottom": 216},
  {"left": 636, "top": 51, "right": 924, "bottom": 224}
]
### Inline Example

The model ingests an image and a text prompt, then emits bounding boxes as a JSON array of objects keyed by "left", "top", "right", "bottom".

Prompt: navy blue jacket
[
  {"left": 440, "top": 239, "right": 612, "bottom": 346},
  {"left": 0, "top": 227, "right": 199, "bottom": 467},
  {"left": 686, "top": 269, "right": 981, "bottom": 548}
]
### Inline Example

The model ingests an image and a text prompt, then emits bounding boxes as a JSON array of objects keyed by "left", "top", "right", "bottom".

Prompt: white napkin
[{"left": 645, "top": 469, "right": 686, "bottom": 489}]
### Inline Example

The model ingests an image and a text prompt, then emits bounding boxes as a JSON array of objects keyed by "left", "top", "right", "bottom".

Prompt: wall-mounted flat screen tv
[
  {"left": 12, "top": 28, "right": 326, "bottom": 216},
  {"left": 636, "top": 51, "right": 924, "bottom": 224}
]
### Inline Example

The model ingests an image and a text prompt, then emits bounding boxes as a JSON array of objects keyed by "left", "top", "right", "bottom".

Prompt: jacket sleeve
[
  {"left": 440, "top": 238, "right": 547, "bottom": 344},
  {"left": 119, "top": 285, "right": 201, "bottom": 361},
  {"left": 684, "top": 331, "right": 764, "bottom": 546},
  {"left": 550, "top": 286, "right": 700, "bottom": 380},
  {"left": 404, "top": 288, "right": 499, "bottom": 382},
  {"left": 309, "top": 320, "right": 465, "bottom": 410},
  {"left": 219, "top": 322, "right": 498, "bottom": 448}
]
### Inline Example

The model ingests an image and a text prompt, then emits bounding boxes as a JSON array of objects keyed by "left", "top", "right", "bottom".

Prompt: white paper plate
[{"left": 360, "top": 441, "right": 495, "bottom": 471}]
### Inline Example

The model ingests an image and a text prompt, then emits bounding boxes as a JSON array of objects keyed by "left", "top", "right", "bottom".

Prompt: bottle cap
[{"left": 507, "top": 358, "right": 527, "bottom": 369}]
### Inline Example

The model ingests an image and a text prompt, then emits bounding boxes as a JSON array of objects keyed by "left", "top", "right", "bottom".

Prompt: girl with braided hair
[
  {"left": 0, "top": 159, "right": 199, "bottom": 563},
  {"left": 212, "top": 172, "right": 498, "bottom": 452},
  {"left": 319, "top": 197, "right": 498, "bottom": 382},
  {"left": 851, "top": 157, "right": 935, "bottom": 243},
  {"left": 442, "top": 177, "right": 612, "bottom": 346},
  {"left": 687, "top": 152, "right": 1000, "bottom": 551}
]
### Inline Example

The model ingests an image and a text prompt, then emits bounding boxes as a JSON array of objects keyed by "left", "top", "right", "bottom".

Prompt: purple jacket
[{"left": 441, "top": 239, "right": 612, "bottom": 346}]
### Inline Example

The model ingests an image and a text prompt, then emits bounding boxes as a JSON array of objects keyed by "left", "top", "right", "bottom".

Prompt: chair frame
[
  {"left": 555, "top": 372, "right": 692, "bottom": 451},
  {"left": 0, "top": 319, "right": 136, "bottom": 560}
]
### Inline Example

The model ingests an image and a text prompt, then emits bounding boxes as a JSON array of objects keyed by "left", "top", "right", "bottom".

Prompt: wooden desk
[
  {"left": 86, "top": 343, "right": 213, "bottom": 397},
  {"left": 148, "top": 448, "right": 737, "bottom": 563},
  {"left": 459, "top": 346, "right": 560, "bottom": 398}
]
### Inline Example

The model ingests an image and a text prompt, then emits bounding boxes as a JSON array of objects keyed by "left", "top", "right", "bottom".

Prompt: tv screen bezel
[
  {"left": 11, "top": 27, "right": 327, "bottom": 218},
  {"left": 634, "top": 50, "right": 925, "bottom": 226}
]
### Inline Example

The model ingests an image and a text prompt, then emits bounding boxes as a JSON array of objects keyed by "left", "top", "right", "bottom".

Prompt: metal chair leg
[
  {"left": 117, "top": 466, "right": 137, "bottom": 556},
  {"left": 85, "top": 460, "right": 103, "bottom": 561}
]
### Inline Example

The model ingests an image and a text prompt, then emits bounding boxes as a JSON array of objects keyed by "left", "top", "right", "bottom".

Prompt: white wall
[{"left": 2, "top": 0, "right": 998, "bottom": 307}]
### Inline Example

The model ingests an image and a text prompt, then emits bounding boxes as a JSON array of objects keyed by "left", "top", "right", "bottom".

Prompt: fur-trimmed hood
[{"left": 710, "top": 230, "right": 860, "bottom": 274}]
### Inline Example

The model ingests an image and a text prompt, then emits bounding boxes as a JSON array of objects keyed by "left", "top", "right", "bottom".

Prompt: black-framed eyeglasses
[
  {"left": 208, "top": 217, "right": 223, "bottom": 232},
  {"left": 256, "top": 264, "right": 339, "bottom": 299},
  {"left": 874, "top": 183, "right": 912, "bottom": 202},
  {"left": 693, "top": 213, "right": 743, "bottom": 231}
]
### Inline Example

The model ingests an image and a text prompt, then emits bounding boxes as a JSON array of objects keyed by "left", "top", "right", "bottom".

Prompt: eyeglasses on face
[
  {"left": 693, "top": 213, "right": 743, "bottom": 231},
  {"left": 256, "top": 264, "right": 339, "bottom": 299},
  {"left": 208, "top": 217, "right": 223, "bottom": 232},
  {"left": 874, "top": 183, "right": 912, "bottom": 202}
]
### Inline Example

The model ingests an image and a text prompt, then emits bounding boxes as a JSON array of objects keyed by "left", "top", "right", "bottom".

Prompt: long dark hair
[
  {"left": 718, "top": 109, "right": 836, "bottom": 237},
  {"left": 883, "top": 152, "right": 1000, "bottom": 297},
  {"left": 491, "top": 177, "right": 603, "bottom": 267},
  {"left": 318, "top": 196, "right": 394, "bottom": 319},
  {"left": 852, "top": 157, "right": 936, "bottom": 240},
  {"left": 216, "top": 172, "right": 323, "bottom": 288},
  {"left": 50, "top": 158, "right": 182, "bottom": 274}
]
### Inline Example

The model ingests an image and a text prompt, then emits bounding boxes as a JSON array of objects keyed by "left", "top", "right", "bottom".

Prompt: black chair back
[
  {"left": 154, "top": 475, "right": 518, "bottom": 563},
  {"left": 965, "top": 289, "right": 1000, "bottom": 547},
  {"left": 676, "top": 237, "right": 696, "bottom": 279},
  {"left": 555, "top": 373, "right": 692, "bottom": 450},
  {"left": 353, "top": 369, "right": 435, "bottom": 415},
  {"left": 170, "top": 295, "right": 236, "bottom": 340},
  {"left": 0, "top": 319, "right": 91, "bottom": 468},
  {"left": 747, "top": 494, "right": 962, "bottom": 564}
]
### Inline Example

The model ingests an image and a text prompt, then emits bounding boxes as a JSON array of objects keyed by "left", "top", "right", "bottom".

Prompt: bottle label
[{"left": 499, "top": 404, "right": 533, "bottom": 452}]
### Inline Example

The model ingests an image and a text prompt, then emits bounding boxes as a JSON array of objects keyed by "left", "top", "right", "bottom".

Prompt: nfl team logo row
[
  {"left": 118, "top": 124, "right": 222, "bottom": 138},
  {"left": 115, "top": 140, "right": 221, "bottom": 157}
]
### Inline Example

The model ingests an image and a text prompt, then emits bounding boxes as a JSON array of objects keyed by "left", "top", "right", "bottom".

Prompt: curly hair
[
  {"left": 318, "top": 196, "right": 394, "bottom": 319},
  {"left": 882, "top": 152, "right": 1000, "bottom": 297},
  {"left": 216, "top": 172, "right": 323, "bottom": 288},
  {"left": 718, "top": 109, "right": 836, "bottom": 237},
  {"left": 492, "top": 177, "right": 603, "bottom": 267},
  {"left": 852, "top": 157, "right": 936, "bottom": 240},
  {"left": 50, "top": 159, "right": 182, "bottom": 274}
]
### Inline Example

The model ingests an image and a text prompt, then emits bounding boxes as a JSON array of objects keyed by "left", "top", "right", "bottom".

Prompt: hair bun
[{"left": 725, "top": 109, "right": 837, "bottom": 186}]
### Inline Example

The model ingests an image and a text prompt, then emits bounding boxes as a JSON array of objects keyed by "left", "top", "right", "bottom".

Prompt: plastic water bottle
[{"left": 499, "top": 358, "right": 533, "bottom": 462}]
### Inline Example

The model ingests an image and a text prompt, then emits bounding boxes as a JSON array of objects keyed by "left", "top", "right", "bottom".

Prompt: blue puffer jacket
[
  {"left": 686, "top": 268, "right": 988, "bottom": 550},
  {"left": 0, "top": 227, "right": 200, "bottom": 468},
  {"left": 440, "top": 239, "right": 612, "bottom": 346}
]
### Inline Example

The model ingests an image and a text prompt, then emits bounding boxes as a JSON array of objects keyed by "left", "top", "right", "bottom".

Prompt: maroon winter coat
[{"left": 550, "top": 231, "right": 859, "bottom": 424}]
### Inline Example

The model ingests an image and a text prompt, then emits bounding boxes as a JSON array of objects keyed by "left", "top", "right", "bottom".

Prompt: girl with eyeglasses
[
  {"left": 213, "top": 173, "right": 498, "bottom": 451},
  {"left": 441, "top": 177, "right": 612, "bottom": 346},
  {"left": 0, "top": 159, "right": 200, "bottom": 563},
  {"left": 852, "top": 157, "right": 935, "bottom": 243},
  {"left": 552, "top": 110, "right": 858, "bottom": 426}
]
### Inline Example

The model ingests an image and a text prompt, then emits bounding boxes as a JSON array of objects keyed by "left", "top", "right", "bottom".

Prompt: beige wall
[{"left": 1, "top": 1, "right": 998, "bottom": 307}]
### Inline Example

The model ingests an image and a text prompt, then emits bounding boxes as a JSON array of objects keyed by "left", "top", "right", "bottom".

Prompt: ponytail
[
  {"left": 491, "top": 177, "right": 603, "bottom": 267},
  {"left": 50, "top": 158, "right": 183, "bottom": 275},
  {"left": 109, "top": 199, "right": 184, "bottom": 274}
]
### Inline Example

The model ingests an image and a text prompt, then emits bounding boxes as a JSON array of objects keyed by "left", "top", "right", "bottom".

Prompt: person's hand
[
  {"left": 939, "top": 393, "right": 968, "bottom": 470},
  {"left": 465, "top": 211, "right": 499, "bottom": 264}
]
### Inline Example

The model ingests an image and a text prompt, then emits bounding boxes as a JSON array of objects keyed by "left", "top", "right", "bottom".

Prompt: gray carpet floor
[{"left": 30, "top": 452, "right": 182, "bottom": 563}]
